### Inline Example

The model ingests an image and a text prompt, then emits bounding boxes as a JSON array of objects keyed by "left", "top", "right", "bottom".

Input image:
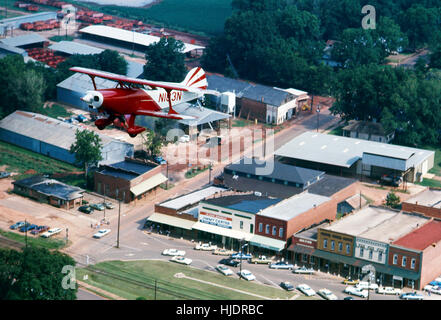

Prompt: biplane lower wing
[{"left": 134, "top": 109, "right": 196, "bottom": 121}]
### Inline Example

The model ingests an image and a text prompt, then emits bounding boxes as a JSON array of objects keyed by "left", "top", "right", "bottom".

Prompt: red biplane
[{"left": 69, "top": 66, "right": 209, "bottom": 137}]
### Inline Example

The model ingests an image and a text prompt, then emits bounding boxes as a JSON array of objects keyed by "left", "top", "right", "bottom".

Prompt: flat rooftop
[
  {"left": 323, "top": 206, "right": 430, "bottom": 243},
  {"left": 259, "top": 192, "right": 331, "bottom": 221},
  {"left": 294, "top": 220, "right": 331, "bottom": 241},
  {"left": 203, "top": 194, "right": 282, "bottom": 214},
  {"left": 404, "top": 189, "right": 441, "bottom": 209},
  {"left": 275, "top": 131, "right": 434, "bottom": 169},
  {"left": 393, "top": 220, "right": 441, "bottom": 250},
  {"left": 159, "top": 186, "right": 227, "bottom": 211}
]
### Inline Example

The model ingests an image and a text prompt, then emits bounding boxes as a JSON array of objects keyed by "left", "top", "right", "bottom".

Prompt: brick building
[
  {"left": 402, "top": 188, "right": 441, "bottom": 219},
  {"left": 94, "top": 157, "right": 167, "bottom": 203}
]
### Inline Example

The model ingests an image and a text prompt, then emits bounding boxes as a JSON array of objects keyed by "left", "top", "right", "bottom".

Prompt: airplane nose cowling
[{"left": 81, "top": 91, "right": 104, "bottom": 109}]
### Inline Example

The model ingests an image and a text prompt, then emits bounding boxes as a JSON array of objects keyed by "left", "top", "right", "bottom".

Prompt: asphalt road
[{"left": 77, "top": 288, "right": 106, "bottom": 300}]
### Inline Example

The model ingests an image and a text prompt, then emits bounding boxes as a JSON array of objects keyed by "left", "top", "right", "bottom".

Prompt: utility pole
[
  {"left": 24, "top": 219, "right": 28, "bottom": 248},
  {"left": 166, "top": 161, "right": 169, "bottom": 189},
  {"left": 116, "top": 190, "right": 123, "bottom": 249},
  {"left": 208, "top": 162, "right": 213, "bottom": 184},
  {"left": 316, "top": 104, "right": 321, "bottom": 132}
]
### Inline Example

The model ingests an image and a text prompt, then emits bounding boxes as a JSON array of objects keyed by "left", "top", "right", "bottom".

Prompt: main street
[{"left": 63, "top": 107, "right": 406, "bottom": 300}]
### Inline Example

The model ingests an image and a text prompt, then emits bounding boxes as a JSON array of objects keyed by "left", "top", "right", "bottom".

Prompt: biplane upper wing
[{"left": 69, "top": 67, "right": 202, "bottom": 93}]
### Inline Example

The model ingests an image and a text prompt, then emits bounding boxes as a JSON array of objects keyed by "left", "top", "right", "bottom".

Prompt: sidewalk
[{"left": 77, "top": 280, "right": 126, "bottom": 300}]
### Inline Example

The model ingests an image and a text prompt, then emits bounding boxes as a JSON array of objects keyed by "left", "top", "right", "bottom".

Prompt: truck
[{"left": 250, "top": 255, "right": 274, "bottom": 264}]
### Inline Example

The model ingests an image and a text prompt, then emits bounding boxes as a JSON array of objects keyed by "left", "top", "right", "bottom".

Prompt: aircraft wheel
[{"left": 129, "top": 133, "right": 137, "bottom": 138}]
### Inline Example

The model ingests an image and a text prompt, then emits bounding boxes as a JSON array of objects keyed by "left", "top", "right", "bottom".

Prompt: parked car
[
  {"left": 429, "top": 280, "right": 441, "bottom": 287},
  {"left": 102, "top": 202, "right": 115, "bottom": 209},
  {"left": 30, "top": 225, "right": 49, "bottom": 235},
  {"left": 399, "top": 292, "right": 424, "bottom": 300},
  {"left": 219, "top": 258, "right": 240, "bottom": 267},
  {"left": 171, "top": 256, "right": 192, "bottom": 265},
  {"left": 162, "top": 248, "right": 186, "bottom": 256},
  {"left": 10, "top": 221, "right": 25, "bottom": 230},
  {"left": 376, "top": 286, "right": 402, "bottom": 295},
  {"left": 213, "top": 248, "right": 236, "bottom": 256},
  {"left": 297, "top": 284, "right": 316, "bottom": 296},
  {"left": 429, "top": 286, "right": 441, "bottom": 295},
  {"left": 93, "top": 229, "right": 111, "bottom": 239},
  {"left": 250, "top": 255, "right": 273, "bottom": 264},
  {"left": 280, "top": 281, "right": 295, "bottom": 291},
  {"left": 380, "top": 174, "right": 403, "bottom": 187},
  {"left": 179, "top": 135, "right": 190, "bottom": 143},
  {"left": 293, "top": 266, "right": 315, "bottom": 274},
  {"left": 76, "top": 114, "right": 88, "bottom": 122},
  {"left": 318, "top": 288, "right": 338, "bottom": 300},
  {"left": 342, "top": 278, "right": 359, "bottom": 285},
  {"left": 41, "top": 227, "right": 63, "bottom": 238},
  {"left": 0, "top": 171, "right": 11, "bottom": 179},
  {"left": 356, "top": 281, "right": 379, "bottom": 290},
  {"left": 194, "top": 242, "right": 217, "bottom": 251},
  {"left": 154, "top": 156, "right": 167, "bottom": 165},
  {"left": 269, "top": 261, "right": 294, "bottom": 270},
  {"left": 231, "top": 252, "right": 252, "bottom": 260},
  {"left": 216, "top": 265, "right": 233, "bottom": 276},
  {"left": 79, "top": 205, "right": 94, "bottom": 214},
  {"left": 90, "top": 203, "right": 105, "bottom": 211},
  {"left": 19, "top": 224, "right": 37, "bottom": 232},
  {"left": 343, "top": 296, "right": 355, "bottom": 300},
  {"left": 344, "top": 286, "right": 368, "bottom": 298},
  {"left": 238, "top": 269, "right": 256, "bottom": 281}
]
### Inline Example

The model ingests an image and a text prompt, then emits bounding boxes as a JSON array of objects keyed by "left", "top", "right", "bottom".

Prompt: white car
[
  {"left": 239, "top": 269, "right": 256, "bottom": 281},
  {"left": 162, "top": 248, "right": 186, "bottom": 256},
  {"left": 296, "top": 284, "right": 316, "bottom": 296},
  {"left": 93, "top": 229, "right": 111, "bottom": 238},
  {"left": 194, "top": 243, "right": 217, "bottom": 251},
  {"left": 376, "top": 286, "right": 402, "bottom": 295},
  {"left": 356, "top": 281, "right": 379, "bottom": 290},
  {"left": 179, "top": 135, "right": 190, "bottom": 143},
  {"left": 216, "top": 265, "right": 233, "bottom": 276},
  {"left": 41, "top": 227, "right": 63, "bottom": 238},
  {"left": 293, "top": 267, "right": 315, "bottom": 274},
  {"left": 429, "top": 286, "right": 441, "bottom": 295},
  {"left": 318, "top": 288, "right": 338, "bottom": 300},
  {"left": 170, "top": 256, "right": 192, "bottom": 265},
  {"left": 344, "top": 285, "right": 368, "bottom": 298}
]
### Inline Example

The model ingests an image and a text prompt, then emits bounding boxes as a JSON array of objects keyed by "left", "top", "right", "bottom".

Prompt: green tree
[
  {"left": 96, "top": 49, "right": 128, "bottom": 76},
  {"left": 69, "top": 129, "right": 103, "bottom": 180},
  {"left": 386, "top": 191, "right": 401, "bottom": 209},
  {"left": 0, "top": 247, "right": 77, "bottom": 300},
  {"left": 429, "top": 46, "right": 441, "bottom": 69},
  {"left": 143, "top": 130, "right": 163, "bottom": 158},
  {"left": 143, "top": 37, "right": 186, "bottom": 82}
]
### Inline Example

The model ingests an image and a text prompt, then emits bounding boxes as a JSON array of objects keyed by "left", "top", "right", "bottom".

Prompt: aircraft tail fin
[{"left": 181, "top": 67, "right": 207, "bottom": 90}]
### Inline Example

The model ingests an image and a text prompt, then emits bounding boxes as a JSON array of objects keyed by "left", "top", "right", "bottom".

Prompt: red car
[{"left": 31, "top": 225, "right": 50, "bottom": 235}]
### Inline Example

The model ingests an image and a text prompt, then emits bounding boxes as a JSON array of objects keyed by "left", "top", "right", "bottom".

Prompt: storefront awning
[
  {"left": 192, "top": 222, "right": 253, "bottom": 241},
  {"left": 147, "top": 213, "right": 196, "bottom": 230},
  {"left": 249, "top": 234, "right": 286, "bottom": 252},
  {"left": 130, "top": 173, "right": 168, "bottom": 197},
  {"left": 287, "top": 244, "right": 315, "bottom": 255}
]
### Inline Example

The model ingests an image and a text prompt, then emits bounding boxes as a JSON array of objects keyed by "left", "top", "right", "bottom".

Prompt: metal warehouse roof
[
  {"left": 159, "top": 186, "right": 227, "bottom": 210},
  {"left": 13, "top": 175, "right": 84, "bottom": 201},
  {"left": 57, "top": 72, "right": 117, "bottom": 93},
  {"left": 0, "top": 110, "right": 129, "bottom": 150},
  {"left": 49, "top": 41, "right": 104, "bottom": 55},
  {"left": 0, "top": 33, "right": 47, "bottom": 48},
  {"left": 258, "top": 192, "right": 331, "bottom": 221},
  {"left": 106, "top": 160, "right": 155, "bottom": 176},
  {"left": 0, "top": 11, "right": 57, "bottom": 26},
  {"left": 275, "top": 131, "right": 434, "bottom": 169},
  {"left": 324, "top": 206, "right": 430, "bottom": 243},
  {"left": 225, "top": 157, "right": 325, "bottom": 186},
  {"left": 203, "top": 194, "right": 283, "bottom": 214},
  {"left": 79, "top": 25, "right": 205, "bottom": 53},
  {"left": 174, "top": 103, "right": 230, "bottom": 126},
  {"left": 207, "top": 74, "right": 295, "bottom": 107},
  {"left": 0, "top": 43, "right": 27, "bottom": 56}
]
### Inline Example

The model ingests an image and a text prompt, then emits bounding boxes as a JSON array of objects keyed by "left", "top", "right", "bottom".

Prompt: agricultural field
[{"left": 70, "top": 0, "right": 232, "bottom": 35}]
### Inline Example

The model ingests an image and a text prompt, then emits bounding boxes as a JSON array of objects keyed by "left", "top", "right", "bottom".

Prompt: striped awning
[
  {"left": 249, "top": 235, "right": 286, "bottom": 252},
  {"left": 147, "top": 213, "right": 196, "bottom": 230},
  {"left": 192, "top": 222, "right": 253, "bottom": 241}
]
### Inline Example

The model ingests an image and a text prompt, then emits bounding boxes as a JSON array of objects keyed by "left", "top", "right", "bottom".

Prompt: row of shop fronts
[{"left": 145, "top": 210, "right": 422, "bottom": 290}]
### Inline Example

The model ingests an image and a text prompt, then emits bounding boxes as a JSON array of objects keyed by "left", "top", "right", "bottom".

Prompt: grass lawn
[
  {"left": 417, "top": 178, "right": 441, "bottom": 188},
  {"left": 327, "top": 124, "right": 344, "bottom": 136},
  {"left": 425, "top": 145, "right": 441, "bottom": 176},
  {"left": 0, "top": 229, "right": 66, "bottom": 250},
  {"left": 0, "top": 141, "right": 79, "bottom": 179},
  {"left": 49, "top": 35, "right": 75, "bottom": 42},
  {"left": 76, "top": 260, "right": 305, "bottom": 300},
  {"left": 185, "top": 166, "right": 208, "bottom": 179},
  {"left": 37, "top": 104, "right": 74, "bottom": 119}
]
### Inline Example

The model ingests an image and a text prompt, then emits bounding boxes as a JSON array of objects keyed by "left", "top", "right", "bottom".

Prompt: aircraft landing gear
[
  {"left": 95, "top": 116, "right": 115, "bottom": 130},
  {"left": 127, "top": 126, "right": 145, "bottom": 138}
]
